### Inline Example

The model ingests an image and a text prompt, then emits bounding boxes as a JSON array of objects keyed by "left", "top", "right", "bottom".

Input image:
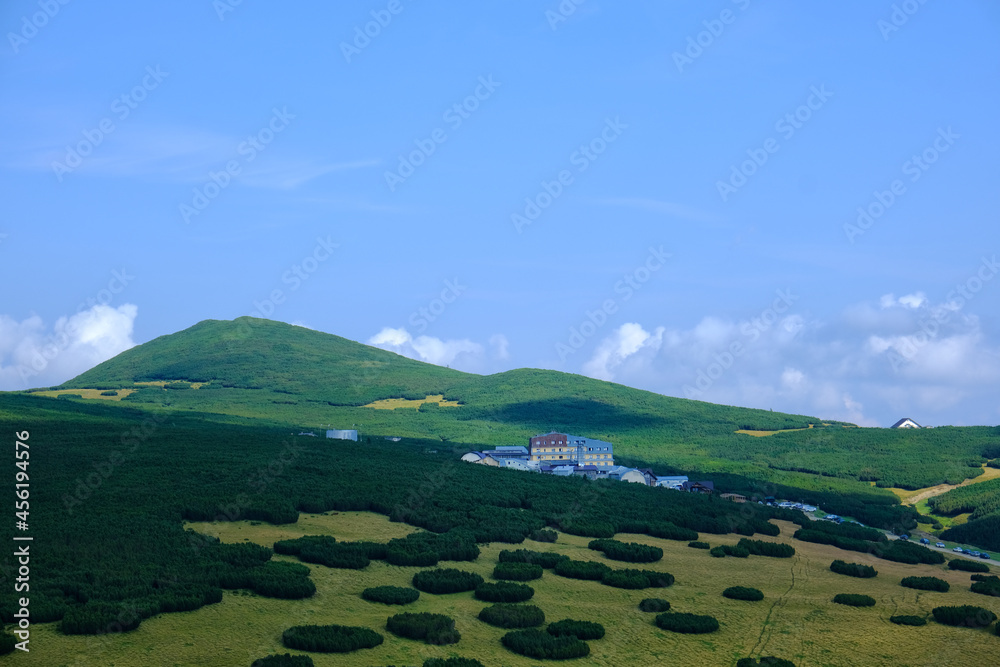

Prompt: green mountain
[{"left": 52, "top": 317, "right": 999, "bottom": 495}]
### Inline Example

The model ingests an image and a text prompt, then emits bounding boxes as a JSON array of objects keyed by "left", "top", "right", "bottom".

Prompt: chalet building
[
  {"left": 654, "top": 476, "right": 689, "bottom": 490},
  {"left": 682, "top": 481, "right": 715, "bottom": 494},
  {"left": 528, "top": 432, "right": 614, "bottom": 467},
  {"left": 720, "top": 493, "right": 747, "bottom": 503},
  {"left": 326, "top": 429, "right": 358, "bottom": 441},
  {"left": 890, "top": 417, "right": 922, "bottom": 429}
]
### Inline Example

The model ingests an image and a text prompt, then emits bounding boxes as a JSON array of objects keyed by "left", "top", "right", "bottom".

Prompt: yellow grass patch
[
  {"left": 134, "top": 380, "right": 208, "bottom": 389},
  {"left": 362, "top": 394, "right": 462, "bottom": 410},
  {"left": 735, "top": 424, "right": 813, "bottom": 437},
  {"left": 18, "top": 517, "right": 999, "bottom": 666},
  {"left": 28, "top": 388, "right": 136, "bottom": 401}
]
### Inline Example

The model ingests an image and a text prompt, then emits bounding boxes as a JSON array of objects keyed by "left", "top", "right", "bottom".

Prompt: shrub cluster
[
  {"left": 873, "top": 540, "right": 946, "bottom": 566},
  {"left": 688, "top": 541, "right": 710, "bottom": 550},
  {"left": 553, "top": 558, "right": 611, "bottom": 581},
  {"left": 245, "top": 561, "right": 316, "bottom": 600},
  {"left": 281, "top": 624, "right": 383, "bottom": 653},
  {"left": 499, "top": 549, "right": 566, "bottom": 569},
  {"left": 889, "top": 615, "right": 927, "bottom": 626},
  {"left": 948, "top": 558, "right": 989, "bottom": 573},
  {"left": 736, "top": 658, "right": 795, "bottom": 667},
  {"left": 529, "top": 529, "right": 557, "bottom": 543},
  {"left": 638, "top": 598, "right": 671, "bottom": 612},
  {"left": 710, "top": 545, "right": 749, "bottom": 558},
  {"left": 412, "top": 569, "right": 484, "bottom": 594},
  {"left": 474, "top": 581, "right": 534, "bottom": 603},
  {"left": 500, "top": 629, "right": 589, "bottom": 659},
  {"left": 493, "top": 562, "right": 543, "bottom": 581},
  {"left": 723, "top": 586, "right": 764, "bottom": 601},
  {"left": 900, "top": 576, "right": 949, "bottom": 593},
  {"left": 832, "top": 594, "right": 875, "bottom": 607},
  {"left": 647, "top": 521, "right": 699, "bottom": 542},
  {"left": 654, "top": 612, "right": 719, "bottom": 634},
  {"left": 478, "top": 604, "right": 545, "bottom": 629},
  {"left": 386, "top": 612, "right": 460, "bottom": 645},
  {"left": 931, "top": 605, "right": 997, "bottom": 627},
  {"left": 361, "top": 586, "right": 419, "bottom": 605},
  {"left": 424, "top": 659, "right": 484, "bottom": 667},
  {"left": 601, "top": 568, "right": 673, "bottom": 590},
  {"left": 251, "top": 654, "right": 314, "bottom": 667},
  {"left": 737, "top": 538, "right": 795, "bottom": 558},
  {"left": 273, "top": 536, "right": 372, "bottom": 570},
  {"left": 970, "top": 575, "right": 1000, "bottom": 597},
  {"left": 829, "top": 560, "right": 877, "bottom": 578},
  {"left": 547, "top": 619, "right": 605, "bottom": 640},
  {"left": 588, "top": 539, "right": 663, "bottom": 563},
  {"left": 560, "top": 520, "right": 615, "bottom": 539}
]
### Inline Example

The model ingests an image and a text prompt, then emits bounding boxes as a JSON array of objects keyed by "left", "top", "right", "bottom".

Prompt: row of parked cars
[{"left": 901, "top": 536, "right": 991, "bottom": 558}]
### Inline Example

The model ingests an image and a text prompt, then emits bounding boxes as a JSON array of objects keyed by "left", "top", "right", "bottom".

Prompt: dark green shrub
[
  {"left": 251, "top": 654, "right": 314, "bottom": 667},
  {"left": 901, "top": 576, "right": 949, "bottom": 592},
  {"left": 281, "top": 624, "right": 383, "bottom": 653},
  {"left": 601, "top": 568, "right": 673, "bottom": 589},
  {"left": 639, "top": 598, "right": 671, "bottom": 612},
  {"left": 889, "top": 615, "right": 927, "bottom": 626},
  {"left": 737, "top": 538, "right": 795, "bottom": 558},
  {"left": 949, "top": 559, "right": 989, "bottom": 572},
  {"left": 499, "top": 549, "right": 566, "bottom": 569},
  {"left": 872, "top": 540, "right": 945, "bottom": 566},
  {"left": 478, "top": 603, "right": 545, "bottom": 628},
  {"left": 423, "top": 659, "right": 485, "bottom": 667},
  {"left": 688, "top": 541, "right": 710, "bottom": 549},
  {"left": 0, "top": 633, "right": 16, "bottom": 656},
  {"left": 501, "top": 629, "right": 589, "bottom": 659},
  {"left": 529, "top": 529, "right": 557, "bottom": 543},
  {"left": 588, "top": 539, "right": 663, "bottom": 563},
  {"left": 832, "top": 594, "right": 875, "bottom": 607},
  {"left": 932, "top": 605, "right": 997, "bottom": 627},
  {"left": 736, "top": 658, "right": 795, "bottom": 667},
  {"left": 412, "top": 569, "right": 484, "bottom": 594},
  {"left": 361, "top": 586, "right": 419, "bottom": 605},
  {"left": 386, "top": 612, "right": 460, "bottom": 645},
  {"left": 723, "top": 586, "right": 764, "bottom": 601},
  {"left": 970, "top": 576, "right": 1000, "bottom": 597},
  {"left": 829, "top": 560, "right": 877, "bottom": 578},
  {"left": 546, "top": 619, "right": 605, "bottom": 640},
  {"left": 654, "top": 612, "right": 719, "bottom": 633},
  {"left": 560, "top": 520, "right": 615, "bottom": 539},
  {"left": 493, "top": 562, "right": 543, "bottom": 581},
  {"left": 99, "top": 390, "right": 118, "bottom": 396},
  {"left": 553, "top": 558, "right": 611, "bottom": 581},
  {"left": 647, "top": 522, "right": 699, "bottom": 541},
  {"left": 474, "top": 581, "right": 534, "bottom": 603},
  {"left": 710, "top": 544, "right": 749, "bottom": 558},
  {"left": 250, "top": 561, "right": 316, "bottom": 599}
]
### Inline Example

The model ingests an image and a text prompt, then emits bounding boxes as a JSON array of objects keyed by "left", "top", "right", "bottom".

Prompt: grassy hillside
[{"left": 43, "top": 317, "right": 998, "bottom": 495}]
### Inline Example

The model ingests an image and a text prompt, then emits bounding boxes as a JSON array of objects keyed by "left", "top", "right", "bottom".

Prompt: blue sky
[{"left": 1, "top": 1, "right": 998, "bottom": 427}]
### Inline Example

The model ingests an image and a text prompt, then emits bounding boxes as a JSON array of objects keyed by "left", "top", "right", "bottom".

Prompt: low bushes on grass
[
  {"left": 588, "top": 539, "right": 663, "bottom": 563},
  {"left": 736, "top": 658, "right": 796, "bottom": 667},
  {"left": 889, "top": 615, "right": 927, "bottom": 626},
  {"left": 361, "top": 586, "right": 419, "bottom": 605},
  {"left": 710, "top": 544, "right": 749, "bottom": 558},
  {"left": 498, "top": 549, "right": 566, "bottom": 569},
  {"left": 529, "top": 529, "right": 557, "bottom": 543},
  {"left": 949, "top": 559, "right": 989, "bottom": 573},
  {"left": 639, "top": 598, "right": 671, "bottom": 613},
  {"left": 553, "top": 558, "right": 611, "bottom": 581},
  {"left": 386, "top": 612, "right": 460, "bottom": 645},
  {"left": 547, "top": 619, "right": 605, "bottom": 640},
  {"left": 601, "top": 568, "right": 673, "bottom": 589},
  {"left": 737, "top": 539, "right": 795, "bottom": 558},
  {"left": 475, "top": 581, "right": 534, "bottom": 603},
  {"left": 249, "top": 561, "right": 316, "bottom": 600},
  {"left": 251, "top": 654, "right": 314, "bottom": 667},
  {"left": 932, "top": 605, "right": 997, "bottom": 627},
  {"left": 493, "top": 562, "right": 543, "bottom": 581},
  {"left": 829, "top": 560, "right": 877, "bottom": 578},
  {"left": 412, "top": 568, "right": 483, "bottom": 594},
  {"left": 970, "top": 575, "right": 1000, "bottom": 597},
  {"left": 501, "top": 629, "right": 589, "bottom": 659},
  {"left": 832, "top": 594, "right": 875, "bottom": 607},
  {"left": 478, "top": 604, "right": 545, "bottom": 629},
  {"left": 688, "top": 541, "right": 710, "bottom": 550},
  {"left": 560, "top": 520, "right": 615, "bottom": 539},
  {"left": 424, "top": 659, "right": 485, "bottom": 667},
  {"left": 723, "top": 586, "right": 764, "bottom": 601},
  {"left": 647, "top": 522, "right": 699, "bottom": 541},
  {"left": 281, "top": 624, "right": 383, "bottom": 653},
  {"left": 901, "top": 576, "right": 949, "bottom": 592},
  {"left": 655, "top": 612, "right": 719, "bottom": 634}
]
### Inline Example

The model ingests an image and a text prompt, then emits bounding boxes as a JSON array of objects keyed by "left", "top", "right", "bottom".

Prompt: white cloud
[
  {"left": 368, "top": 327, "right": 494, "bottom": 371},
  {"left": 582, "top": 323, "right": 663, "bottom": 380},
  {"left": 490, "top": 334, "right": 510, "bottom": 360},
  {"left": 0, "top": 304, "right": 138, "bottom": 389}
]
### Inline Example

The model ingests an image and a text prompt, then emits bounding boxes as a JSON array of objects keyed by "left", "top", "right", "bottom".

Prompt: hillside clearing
[{"left": 362, "top": 394, "right": 463, "bottom": 410}]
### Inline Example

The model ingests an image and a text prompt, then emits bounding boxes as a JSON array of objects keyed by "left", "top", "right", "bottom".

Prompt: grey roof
[
  {"left": 493, "top": 445, "right": 530, "bottom": 453},
  {"left": 890, "top": 417, "right": 921, "bottom": 428}
]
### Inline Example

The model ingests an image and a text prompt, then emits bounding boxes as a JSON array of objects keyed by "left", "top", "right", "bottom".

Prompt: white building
[{"left": 326, "top": 429, "right": 358, "bottom": 441}]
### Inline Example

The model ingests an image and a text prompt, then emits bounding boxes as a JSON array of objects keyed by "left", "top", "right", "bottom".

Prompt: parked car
[
  {"left": 919, "top": 538, "right": 930, "bottom": 544},
  {"left": 936, "top": 542, "right": 946, "bottom": 548},
  {"left": 954, "top": 547, "right": 964, "bottom": 552},
  {"left": 971, "top": 551, "right": 981, "bottom": 557},
  {"left": 898, "top": 534, "right": 909, "bottom": 540},
  {"left": 981, "top": 553, "right": 991, "bottom": 559}
]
